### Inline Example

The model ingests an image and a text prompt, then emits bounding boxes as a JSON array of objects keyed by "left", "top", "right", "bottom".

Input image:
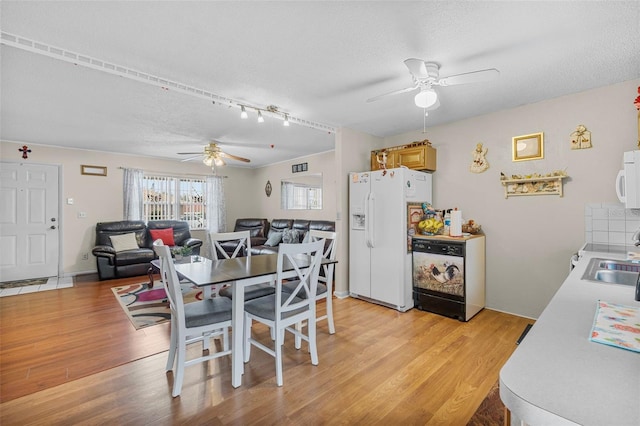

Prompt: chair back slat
[
  {"left": 275, "top": 239, "right": 324, "bottom": 317},
  {"left": 152, "top": 239, "right": 185, "bottom": 328},
  {"left": 209, "top": 231, "right": 251, "bottom": 260},
  {"left": 309, "top": 230, "right": 337, "bottom": 283}
]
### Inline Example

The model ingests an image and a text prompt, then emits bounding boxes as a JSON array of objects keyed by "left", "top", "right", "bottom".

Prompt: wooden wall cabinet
[{"left": 371, "top": 142, "right": 437, "bottom": 172}]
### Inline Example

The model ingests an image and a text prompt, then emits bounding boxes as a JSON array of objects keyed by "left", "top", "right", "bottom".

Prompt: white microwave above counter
[{"left": 616, "top": 150, "right": 640, "bottom": 208}]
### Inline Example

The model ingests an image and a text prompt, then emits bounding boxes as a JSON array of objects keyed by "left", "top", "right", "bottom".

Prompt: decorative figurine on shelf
[
  {"left": 469, "top": 143, "right": 489, "bottom": 173},
  {"left": 570, "top": 124, "right": 592, "bottom": 149},
  {"left": 376, "top": 150, "right": 388, "bottom": 170}
]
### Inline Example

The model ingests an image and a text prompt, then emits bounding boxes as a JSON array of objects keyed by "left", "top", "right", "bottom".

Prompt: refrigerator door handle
[{"left": 366, "top": 192, "right": 374, "bottom": 248}]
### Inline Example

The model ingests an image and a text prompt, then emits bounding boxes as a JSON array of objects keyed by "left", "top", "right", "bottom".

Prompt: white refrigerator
[{"left": 349, "top": 168, "right": 432, "bottom": 312}]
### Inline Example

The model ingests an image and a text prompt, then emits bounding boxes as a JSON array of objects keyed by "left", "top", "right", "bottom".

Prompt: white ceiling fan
[
  {"left": 367, "top": 58, "right": 500, "bottom": 110},
  {"left": 178, "top": 142, "right": 251, "bottom": 167}
]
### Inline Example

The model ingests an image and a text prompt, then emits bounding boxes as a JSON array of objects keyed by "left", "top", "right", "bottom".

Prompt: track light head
[
  {"left": 283, "top": 114, "right": 290, "bottom": 127},
  {"left": 257, "top": 111, "right": 264, "bottom": 123},
  {"left": 240, "top": 105, "right": 248, "bottom": 119}
]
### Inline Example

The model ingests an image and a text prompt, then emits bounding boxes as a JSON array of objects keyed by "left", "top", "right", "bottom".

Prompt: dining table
[{"left": 156, "top": 253, "right": 337, "bottom": 388}]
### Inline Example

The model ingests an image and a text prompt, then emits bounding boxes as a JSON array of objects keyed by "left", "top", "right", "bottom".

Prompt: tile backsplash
[{"left": 585, "top": 203, "right": 640, "bottom": 245}]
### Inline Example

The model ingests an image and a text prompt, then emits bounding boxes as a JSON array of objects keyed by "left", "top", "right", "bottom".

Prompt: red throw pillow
[{"left": 150, "top": 228, "right": 175, "bottom": 246}]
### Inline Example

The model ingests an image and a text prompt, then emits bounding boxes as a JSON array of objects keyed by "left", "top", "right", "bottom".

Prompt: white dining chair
[
  {"left": 282, "top": 230, "right": 337, "bottom": 341},
  {"left": 153, "top": 239, "right": 232, "bottom": 397},
  {"left": 210, "top": 230, "right": 276, "bottom": 301},
  {"left": 243, "top": 239, "right": 324, "bottom": 386},
  {"left": 210, "top": 230, "right": 251, "bottom": 260}
]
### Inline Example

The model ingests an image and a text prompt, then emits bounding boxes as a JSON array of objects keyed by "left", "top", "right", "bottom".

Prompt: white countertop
[{"left": 500, "top": 248, "right": 640, "bottom": 426}]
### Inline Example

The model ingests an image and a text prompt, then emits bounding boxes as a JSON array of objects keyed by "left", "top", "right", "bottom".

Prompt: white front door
[{"left": 0, "top": 162, "right": 60, "bottom": 281}]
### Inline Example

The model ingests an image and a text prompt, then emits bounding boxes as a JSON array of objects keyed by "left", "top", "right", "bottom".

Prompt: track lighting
[
  {"left": 283, "top": 114, "right": 290, "bottom": 127},
  {"left": 414, "top": 88, "right": 438, "bottom": 109},
  {"left": 240, "top": 105, "right": 248, "bottom": 119},
  {"left": 257, "top": 111, "right": 264, "bottom": 123}
]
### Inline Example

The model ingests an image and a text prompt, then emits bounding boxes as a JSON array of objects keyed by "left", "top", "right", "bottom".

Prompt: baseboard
[
  {"left": 61, "top": 269, "right": 97, "bottom": 278},
  {"left": 484, "top": 307, "right": 538, "bottom": 321},
  {"left": 334, "top": 290, "right": 349, "bottom": 299}
]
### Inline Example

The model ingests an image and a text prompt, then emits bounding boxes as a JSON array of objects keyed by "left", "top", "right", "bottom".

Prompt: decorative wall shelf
[{"left": 500, "top": 175, "right": 568, "bottom": 198}]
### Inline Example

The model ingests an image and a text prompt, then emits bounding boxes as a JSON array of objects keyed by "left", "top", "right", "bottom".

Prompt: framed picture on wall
[{"left": 512, "top": 132, "right": 544, "bottom": 161}]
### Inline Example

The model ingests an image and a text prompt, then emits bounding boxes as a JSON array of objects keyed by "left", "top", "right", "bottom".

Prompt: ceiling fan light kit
[
  {"left": 414, "top": 88, "right": 438, "bottom": 109},
  {"left": 367, "top": 57, "right": 499, "bottom": 113},
  {"left": 179, "top": 142, "right": 251, "bottom": 171}
]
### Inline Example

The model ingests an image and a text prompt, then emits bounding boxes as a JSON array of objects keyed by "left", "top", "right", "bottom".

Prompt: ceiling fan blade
[
  {"left": 219, "top": 152, "right": 251, "bottom": 163},
  {"left": 177, "top": 152, "right": 203, "bottom": 155},
  {"left": 404, "top": 58, "right": 429, "bottom": 79},
  {"left": 180, "top": 155, "right": 202, "bottom": 162},
  {"left": 366, "top": 85, "right": 419, "bottom": 103},
  {"left": 437, "top": 68, "right": 500, "bottom": 86}
]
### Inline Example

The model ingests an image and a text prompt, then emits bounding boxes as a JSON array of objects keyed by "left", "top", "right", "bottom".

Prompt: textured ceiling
[{"left": 1, "top": 1, "right": 639, "bottom": 168}]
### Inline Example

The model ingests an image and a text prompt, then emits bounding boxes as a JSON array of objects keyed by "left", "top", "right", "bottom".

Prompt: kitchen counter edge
[{"left": 499, "top": 249, "right": 640, "bottom": 426}]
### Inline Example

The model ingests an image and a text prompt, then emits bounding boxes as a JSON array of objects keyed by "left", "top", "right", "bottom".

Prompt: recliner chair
[{"left": 92, "top": 220, "right": 202, "bottom": 280}]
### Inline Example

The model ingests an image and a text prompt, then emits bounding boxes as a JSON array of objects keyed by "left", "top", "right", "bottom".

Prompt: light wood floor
[{"left": 1, "top": 274, "right": 533, "bottom": 425}]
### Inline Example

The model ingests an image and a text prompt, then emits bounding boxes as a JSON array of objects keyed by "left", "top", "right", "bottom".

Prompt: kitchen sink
[{"left": 582, "top": 258, "right": 640, "bottom": 287}]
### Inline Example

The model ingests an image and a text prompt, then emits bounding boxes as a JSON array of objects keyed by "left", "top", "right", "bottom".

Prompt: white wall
[
  {"left": 247, "top": 150, "right": 337, "bottom": 222},
  {"left": 381, "top": 78, "right": 640, "bottom": 318},
  {"left": 0, "top": 142, "right": 254, "bottom": 275}
]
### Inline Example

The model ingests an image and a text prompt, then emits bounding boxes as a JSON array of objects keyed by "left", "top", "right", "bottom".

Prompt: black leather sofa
[
  {"left": 225, "top": 218, "right": 335, "bottom": 256},
  {"left": 92, "top": 220, "right": 202, "bottom": 280}
]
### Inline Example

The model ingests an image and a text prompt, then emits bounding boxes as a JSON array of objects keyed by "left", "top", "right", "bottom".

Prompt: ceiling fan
[
  {"left": 177, "top": 142, "right": 251, "bottom": 167},
  {"left": 366, "top": 58, "right": 500, "bottom": 110}
]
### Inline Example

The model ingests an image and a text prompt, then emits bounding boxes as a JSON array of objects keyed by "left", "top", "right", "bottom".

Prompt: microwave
[{"left": 616, "top": 150, "right": 640, "bottom": 208}]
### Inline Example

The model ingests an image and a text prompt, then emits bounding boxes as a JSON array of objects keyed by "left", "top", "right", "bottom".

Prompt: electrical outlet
[{"left": 82, "top": 253, "right": 89, "bottom": 260}]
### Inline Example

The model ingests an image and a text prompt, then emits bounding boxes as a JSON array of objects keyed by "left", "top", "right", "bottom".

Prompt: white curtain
[
  {"left": 123, "top": 168, "right": 144, "bottom": 220},
  {"left": 206, "top": 175, "right": 226, "bottom": 233},
  {"left": 281, "top": 181, "right": 294, "bottom": 209}
]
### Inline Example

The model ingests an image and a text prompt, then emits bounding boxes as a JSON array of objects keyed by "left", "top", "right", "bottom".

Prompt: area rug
[
  {"left": 0, "top": 277, "right": 50, "bottom": 289},
  {"left": 466, "top": 380, "right": 504, "bottom": 426},
  {"left": 111, "top": 281, "right": 203, "bottom": 330}
]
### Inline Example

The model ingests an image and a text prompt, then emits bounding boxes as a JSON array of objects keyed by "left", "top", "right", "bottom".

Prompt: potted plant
[{"left": 171, "top": 246, "right": 192, "bottom": 260}]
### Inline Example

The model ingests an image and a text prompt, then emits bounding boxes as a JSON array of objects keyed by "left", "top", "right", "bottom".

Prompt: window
[
  {"left": 281, "top": 181, "right": 323, "bottom": 210},
  {"left": 143, "top": 175, "right": 206, "bottom": 229}
]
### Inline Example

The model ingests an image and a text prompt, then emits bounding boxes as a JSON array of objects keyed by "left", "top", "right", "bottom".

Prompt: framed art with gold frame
[
  {"left": 512, "top": 132, "right": 544, "bottom": 161},
  {"left": 81, "top": 165, "right": 107, "bottom": 176}
]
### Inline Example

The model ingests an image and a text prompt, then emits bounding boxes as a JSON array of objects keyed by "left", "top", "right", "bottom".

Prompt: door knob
[{"left": 50, "top": 225, "right": 57, "bottom": 230}]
